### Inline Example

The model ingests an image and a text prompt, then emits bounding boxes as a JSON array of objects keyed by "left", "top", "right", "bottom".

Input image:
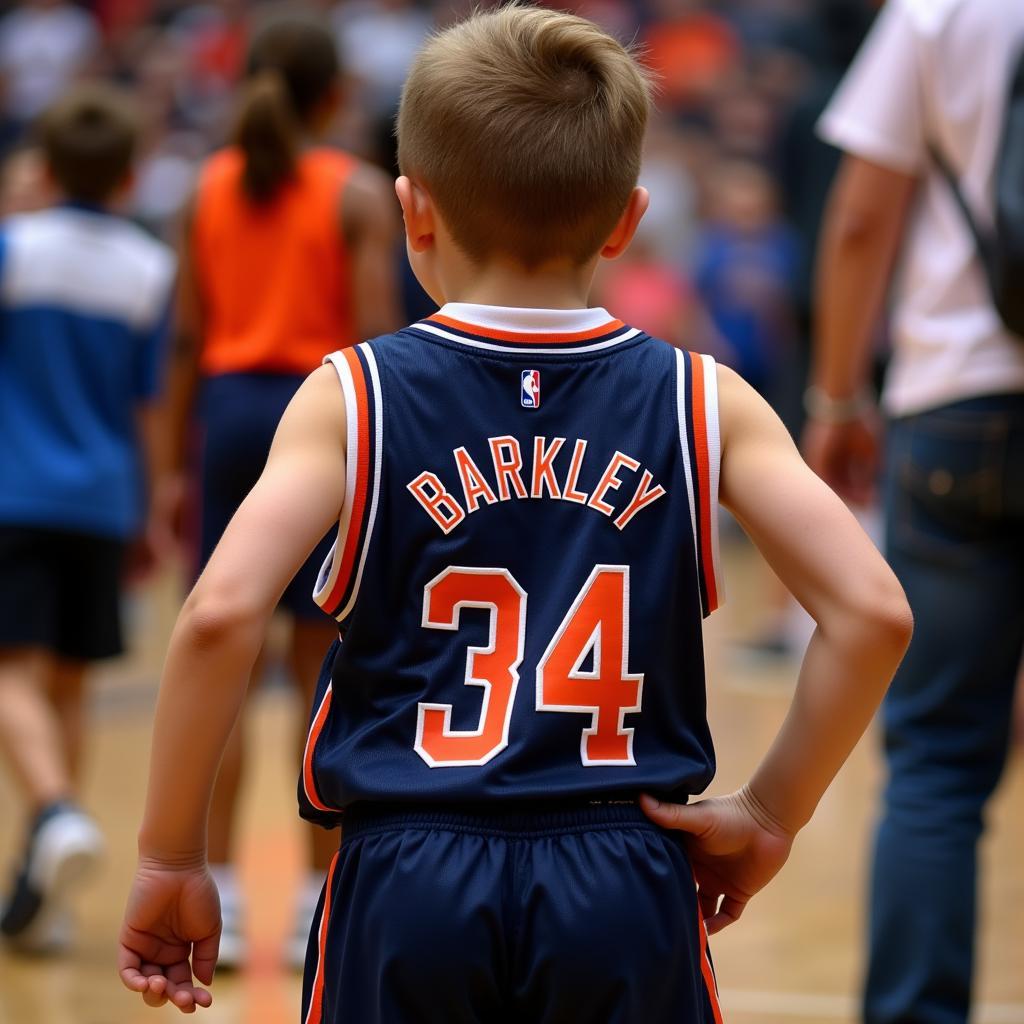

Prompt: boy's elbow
[
  {"left": 865, "top": 591, "right": 914, "bottom": 653},
  {"left": 848, "top": 577, "right": 914, "bottom": 656},
  {"left": 179, "top": 587, "right": 266, "bottom": 650},
  {"left": 815, "top": 556, "right": 913, "bottom": 659}
]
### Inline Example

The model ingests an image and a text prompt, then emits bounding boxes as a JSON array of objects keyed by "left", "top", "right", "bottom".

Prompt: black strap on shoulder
[{"left": 928, "top": 141, "right": 996, "bottom": 282}]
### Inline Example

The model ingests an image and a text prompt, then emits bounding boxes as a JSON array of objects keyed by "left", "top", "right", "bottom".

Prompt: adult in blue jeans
[{"left": 802, "top": 1, "right": 1024, "bottom": 1022}]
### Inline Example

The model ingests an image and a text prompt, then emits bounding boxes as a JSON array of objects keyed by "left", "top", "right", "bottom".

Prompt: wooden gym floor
[{"left": 1, "top": 540, "right": 1022, "bottom": 1024}]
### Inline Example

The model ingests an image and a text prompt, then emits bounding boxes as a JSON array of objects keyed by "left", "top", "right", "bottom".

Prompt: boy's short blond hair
[{"left": 397, "top": 5, "right": 651, "bottom": 267}]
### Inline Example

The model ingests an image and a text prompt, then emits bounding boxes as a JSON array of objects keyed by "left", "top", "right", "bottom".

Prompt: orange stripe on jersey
[
  {"left": 304, "top": 852, "right": 339, "bottom": 1024},
  {"left": 688, "top": 351, "right": 719, "bottom": 613},
  {"left": 302, "top": 684, "right": 334, "bottom": 814},
  {"left": 321, "top": 347, "right": 371, "bottom": 613},
  {"left": 429, "top": 312, "right": 625, "bottom": 344},
  {"left": 697, "top": 900, "right": 725, "bottom": 1024}
]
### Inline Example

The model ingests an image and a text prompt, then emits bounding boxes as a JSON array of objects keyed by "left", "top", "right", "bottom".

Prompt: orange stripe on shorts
[
  {"left": 304, "top": 851, "right": 339, "bottom": 1024},
  {"left": 696, "top": 886, "right": 725, "bottom": 1024}
]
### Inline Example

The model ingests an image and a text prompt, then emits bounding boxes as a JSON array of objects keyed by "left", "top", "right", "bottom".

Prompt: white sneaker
[{"left": 1, "top": 802, "right": 103, "bottom": 954}]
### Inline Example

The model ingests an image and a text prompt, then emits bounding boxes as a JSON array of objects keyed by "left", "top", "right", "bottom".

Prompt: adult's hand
[{"left": 802, "top": 412, "right": 881, "bottom": 506}]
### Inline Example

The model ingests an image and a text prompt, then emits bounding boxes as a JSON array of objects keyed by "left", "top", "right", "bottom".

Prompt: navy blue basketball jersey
[{"left": 299, "top": 304, "right": 723, "bottom": 825}]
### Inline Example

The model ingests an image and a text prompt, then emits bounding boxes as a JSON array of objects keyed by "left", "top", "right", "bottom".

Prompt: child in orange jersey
[{"left": 120, "top": 8, "right": 911, "bottom": 1020}]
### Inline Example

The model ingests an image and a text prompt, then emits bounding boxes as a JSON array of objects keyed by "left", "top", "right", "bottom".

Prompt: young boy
[
  {"left": 0, "top": 84, "right": 174, "bottom": 953},
  {"left": 118, "top": 8, "right": 912, "bottom": 1021}
]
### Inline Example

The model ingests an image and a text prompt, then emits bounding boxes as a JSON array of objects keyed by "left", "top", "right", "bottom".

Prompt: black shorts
[{"left": 0, "top": 526, "right": 125, "bottom": 661}]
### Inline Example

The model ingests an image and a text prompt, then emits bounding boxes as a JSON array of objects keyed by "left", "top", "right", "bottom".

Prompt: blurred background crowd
[{"left": 0, "top": 0, "right": 878, "bottom": 439}]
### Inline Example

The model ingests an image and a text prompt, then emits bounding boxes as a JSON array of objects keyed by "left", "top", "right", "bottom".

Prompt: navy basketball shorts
[
  {"left": 198, "top": 372, "right": 334, "bottom": 619},
  {"left": 301, "top": 801, "right": 724, "bottom": 1024}
]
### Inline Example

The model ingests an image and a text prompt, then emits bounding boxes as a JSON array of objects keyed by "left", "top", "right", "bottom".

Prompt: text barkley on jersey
[{"left": 408, "top": 435, "right": 667, "bottom": 534}]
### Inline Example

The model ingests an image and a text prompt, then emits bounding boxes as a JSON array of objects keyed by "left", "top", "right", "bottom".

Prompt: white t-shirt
[{"left": 818, "top": 0, "right": 1024, "bottom": 416}]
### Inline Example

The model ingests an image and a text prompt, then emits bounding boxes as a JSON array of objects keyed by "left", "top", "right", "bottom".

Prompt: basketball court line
[{"left": 720, "top": 989, "right": 1024, "bottom": 1023}]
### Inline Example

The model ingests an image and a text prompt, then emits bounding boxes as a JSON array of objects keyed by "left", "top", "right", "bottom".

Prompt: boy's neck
[{"left": 444, "top": 258, "right": 596, "bottom": 311}]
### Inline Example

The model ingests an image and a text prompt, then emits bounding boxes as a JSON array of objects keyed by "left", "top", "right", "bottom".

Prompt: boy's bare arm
[
  {"left": 119, "top": 365, "right": 346, "bottom": 1012},
  {"left": 719, "top": 365, "right": 911, "bottom": 828},
  {"left": 138, "top": 364, "right": 346, "bottom": 860},
  {"left": 644, "top": 366, "right": 912, "bottom": 931}
]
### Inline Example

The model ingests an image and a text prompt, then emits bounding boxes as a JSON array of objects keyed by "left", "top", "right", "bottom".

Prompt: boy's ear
[
  {"left": 395, "top": 176, "right": 436, "bottom": 254},
  {"left": 600, "top": 186, "right": 650, "bottom": 260}
]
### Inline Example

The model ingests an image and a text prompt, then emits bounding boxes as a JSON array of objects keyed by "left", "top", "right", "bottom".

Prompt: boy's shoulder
[
  {"left": 4, "top": 206, "right": 172, "bottom": 264},
  {"left": 94, "top": 211, "right": 176, "bottom": 286},
  {"left": 1, "top": 207, "right": 175, "bottom": 324},
  {"left": 353, "top": 324, "right": 431, "bottom": 362}
]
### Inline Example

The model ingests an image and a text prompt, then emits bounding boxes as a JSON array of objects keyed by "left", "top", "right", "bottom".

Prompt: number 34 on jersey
[{"left": 416, "top": 564, "right": 643, "bottom": 769}]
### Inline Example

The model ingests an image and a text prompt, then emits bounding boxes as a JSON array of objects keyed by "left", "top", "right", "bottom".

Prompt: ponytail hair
[
  {"left": 235, "top": 70, "right": 297, "bottom": 202},
  {"left": 233, "top": 15, "right": 341, "bottom": 203}
]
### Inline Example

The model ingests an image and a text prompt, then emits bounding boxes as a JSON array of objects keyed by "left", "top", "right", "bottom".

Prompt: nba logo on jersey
[{"left": 521, "top": 370, "right": 541, "bottom": 408}]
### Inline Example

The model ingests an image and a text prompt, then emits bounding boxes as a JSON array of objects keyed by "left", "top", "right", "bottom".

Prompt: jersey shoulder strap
[
  {"left": 312, "top": 343, "right": 383, "bottom": 625},
  {"left": 674, "top": 348, "right": 723, "bottom": 616}
]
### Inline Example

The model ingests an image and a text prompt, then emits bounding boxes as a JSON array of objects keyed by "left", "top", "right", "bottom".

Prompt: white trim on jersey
[
  {"left": 701, "top": 354, "right": 725, "bottom": 608},
  {"left": 311, "top": 344, "right": 384, "bottom": 624},
  {"left": 439, "top": 302, "right": 619, "bottom": 335},
  {"left": 674, "top": 347, "right": 702, "bottom": 592},
  {"left": 312, "top": 352, "right": 359, "bottom": 611},
  {"left": 336, "top": 345, "right": 384, "bottom": 622},
  {"left": 412, "top": 320, "right": 642, "bottom": 355}
]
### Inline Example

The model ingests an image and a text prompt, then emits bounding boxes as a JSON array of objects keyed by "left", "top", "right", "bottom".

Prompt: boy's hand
[
  {"left": 640, "top": 788, "right": 794, "bottom": 936},
  {"left": 118, "top": 858, "right": 221, "bottom": 1013}
]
